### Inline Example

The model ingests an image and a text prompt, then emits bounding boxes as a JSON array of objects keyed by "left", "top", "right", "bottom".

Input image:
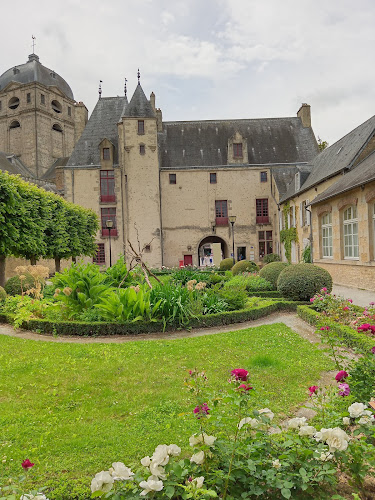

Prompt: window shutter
[
  {"left": 306, "top": 199, "right": 311, "bottom": 225},
  {"left": 299, "top": 202, "right": 303, "bottom": 227}
]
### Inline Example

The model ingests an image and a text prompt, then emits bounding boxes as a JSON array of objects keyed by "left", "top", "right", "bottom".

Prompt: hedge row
[
  {"left": 247, "top": 291, "right": 282, "bottom": 298},
  {"left": 0, "top": 300, "right": 305, "bottom": 337},
  {"left": 297, "top": 305, "right": 375, "bottom": 353}
]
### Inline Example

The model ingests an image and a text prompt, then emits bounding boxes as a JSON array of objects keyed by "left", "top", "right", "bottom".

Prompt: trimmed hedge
[
  {"left": 247, "top": 291, "right": 282, "bottom": 298},
  {"left": 1, "top": 299, "right": 305, "bottom": 336},
  {"left": 277, "top": 263, "right": 332, "bottom": 301},
  {"left": 297, "top": 305, "right": 375, "bottom": 354},
  {"left": 232, "top": 260, "right": 259, "bottom": 275},
  {"left": 219, "top": 258, "right": 234, "bottom": 271},
  {"left": 259, "top": 262, "right": 289, "bottom": 289},
  {"left": 0, "top": 286, "right": 6, "bottom": 301},
  {"left": 262, "top": 253, "right": 281, "bottom": 264}
]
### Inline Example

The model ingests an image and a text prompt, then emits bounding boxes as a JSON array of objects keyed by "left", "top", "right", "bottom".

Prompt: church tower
[
  {"left": 118, "top": 77, "right": 163, "bottom": 267},
  {"left": 0, "top": 53, "right": 87, "bottom": 179}
]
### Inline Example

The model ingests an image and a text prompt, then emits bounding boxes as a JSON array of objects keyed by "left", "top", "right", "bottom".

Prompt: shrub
[
  {"left": 0, "top": 286, "right": 6, "bottom": 301},
  {"left": 232, "top": 260, "right": 259, "bottom": 275},
  {"left": 262, "top": 253, "right": 281, "bottom": 264},
  {"left": 171, "top": 267, "right": 211, "bottom": 286},
  {"left": 219, "top": 258, "right": 234, "bottom": 271},
  {"left": 104, "top": 256, "right": 135, "bottom": 288},
  {"left": 226, "top": 275, "right": 273, "bottom": 292},
  {"left": 277, "top": 263, "right": 332, "bottom": 301},
  {"left": 218, "top": 280, "right": 248, "bottom": 310},
  {"left": 259, "top": 262, "right": 289, "bottom": 289},
  {"left": 4, "top": 274, "right": 35, "bottom": 296}
]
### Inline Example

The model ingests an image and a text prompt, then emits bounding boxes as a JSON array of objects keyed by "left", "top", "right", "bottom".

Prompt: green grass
[{"left": 0, "top": 323, "right": 332, "bottom": 497}]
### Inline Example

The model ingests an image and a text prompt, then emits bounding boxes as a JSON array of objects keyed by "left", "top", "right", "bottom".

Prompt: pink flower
[
  {"left": 343, "top": 306, "right": 350, "bottom": 311},
  {"left": 310, "top": 298, "right": 314, "bottom": 303},
  {"left": 231, "top": 369, "right": 248, "bottom": 381},
  {"left": 335, "top": 370, "right": 349, "bottom": 382},
  {"left": 238, "top": 384, "right": 253, "bottom": 392},
  {"left": 22, "top": 459, "right": 34, "bottom": 470},
  {"left": 357, "top": 323, "right": 375, "bottom": 333},
  {"left": 321, "top": 287, "right": 327, "bottom": 292},
  {"left": 193, "top": 403, "right": 210, "bottom": 418},
  {"left": 371, "top": 346, "right": 375, "bottom": 354},
  {"left": 338, "top": 383, "right": 350, "bottom": 396},
  {"left": 370, "top": 302, "right": 375, "bottom": 306},
  {"left": 348, "top": 299, "right": 353, "bottom": 303},
  {"left": 320, "top": 326, "right": 330, "bottom": 331},
  {"left": 308, "top": 386, "right": 318, "bottom": 396}
]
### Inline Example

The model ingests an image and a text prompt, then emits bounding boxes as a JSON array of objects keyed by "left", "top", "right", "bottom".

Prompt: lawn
[{"left": 0, "top": 323, "right": 332, "bottom": 498}]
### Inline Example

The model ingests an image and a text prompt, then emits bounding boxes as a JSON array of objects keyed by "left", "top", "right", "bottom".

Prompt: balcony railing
[
  {"left": 215, "top": 217, "right": 229, "bottom": 226},
  {"left": 256, "top": 215, "right": 269, "bottom": 224},
  {"left": 102, "top": 228, "right": 118, "bottom": 237},
  {"left": 100, "top": 194, "right": 116, "bottom": 203}
]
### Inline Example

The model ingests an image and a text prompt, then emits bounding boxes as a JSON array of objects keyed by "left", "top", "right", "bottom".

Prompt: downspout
[
  {"left": 34, "top": 83, "right": 38, "bottom": 178},
  {"left": 305, "top": 206, "right": 313, "bottom": 263},
  {"left": 158, "top": 161, "right": 164, "bottom": 267}
]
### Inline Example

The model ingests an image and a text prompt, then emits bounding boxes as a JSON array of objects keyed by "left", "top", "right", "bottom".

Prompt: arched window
[
  {"left": 321, "top": 212, "right": 332, "bottom": 257},
  {"left": 343, "top": 206, "right": 358, "bottom": 259},
  {"left": 52, "top": 123, "right": 63, "bottom": 132},
  {"left": 9, "top": 120, "right": 20, "bottom": 129},
  {"left": 51, "top": 100, "right": 62, "bottom": 113},
  {"left": 8, "top": 97, "right": 20, "bottom": 110}
]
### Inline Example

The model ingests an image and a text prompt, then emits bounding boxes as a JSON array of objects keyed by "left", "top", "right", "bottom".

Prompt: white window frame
[
  {"left": 321, "top": 212, "right": 333, "bottom": 258},
  {"left": 343, "top": 206, "right": 359, "bottom": 260}
]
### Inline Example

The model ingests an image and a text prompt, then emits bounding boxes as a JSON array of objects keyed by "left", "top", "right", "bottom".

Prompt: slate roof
[
  {"left": 42, "top": 157, "right": 69, "bottom": 181},
  {"left": 159, "top": 117, "right": 318, "bottom": 169},
  {"left": 311, "top": 150, "right": 375, "bottom": 205},
  {"left": 0, "top": 54, "right": 74, "bottom": 100},
  {"left": 280, "top": 114, "right": 375, "bottom": 202},
  {"left": 122, "top": 84, "right": 155, "bottom": 118},
  {"left": 0, "top": 152, "right": 36, "bottom": 178},
  {"left": 272, "top": 164, "right": 313, "bottom": 199},
  {"left": 67, "top": 97, "right": 126, "bottom": 166}
]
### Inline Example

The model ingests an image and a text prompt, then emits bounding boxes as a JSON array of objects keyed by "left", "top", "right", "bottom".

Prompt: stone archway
[{"left": 197, "top": 236, "right": 229, "bottom": 267}]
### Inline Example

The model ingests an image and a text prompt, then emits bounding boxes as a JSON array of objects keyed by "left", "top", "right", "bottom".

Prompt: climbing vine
[{"left": 280, "top": 201, "right": 298, "bottom": 263}]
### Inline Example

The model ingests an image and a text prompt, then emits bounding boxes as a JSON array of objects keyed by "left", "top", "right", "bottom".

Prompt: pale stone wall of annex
[
  {"left": 312, "top": 181, "right": 375, "bottom": 290},
  {"left": 62, "top": 166, "right": 125, "bottom": 268},
  {"left": 5, "top": 256, "right": 72, "bottom": 281},
  {"left": 160, "top": 167, "right": 278, "bottom": 267},
  {"left": 119, "top": 116, "right": 163, "bottom": 268}
]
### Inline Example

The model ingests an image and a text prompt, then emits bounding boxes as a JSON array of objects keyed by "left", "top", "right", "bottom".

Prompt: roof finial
[
  {"left": 137, "top": 68, "right": 140, "bottom": 85},
  {"left": 99, "top": 80, "right": 102, "bottom": 99},
  {"left": 31, "top": 35, "right": 36, "bottom": 54},
  {"left": 124, "top": 77, "right": 127, "bottom": 97}
]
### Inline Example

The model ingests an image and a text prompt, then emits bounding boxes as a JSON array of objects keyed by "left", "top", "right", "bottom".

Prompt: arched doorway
[{"left": 197, "top": 236, "right": 229, "bottom": 267}]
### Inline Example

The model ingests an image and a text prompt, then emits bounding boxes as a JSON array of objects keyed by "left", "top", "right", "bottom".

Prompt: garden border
[
  {"left": 0, "top": 300, "right": 306, "bottom": 337},
  {"left": 297, "top": 305, "right": 375, "bottom": 353}
]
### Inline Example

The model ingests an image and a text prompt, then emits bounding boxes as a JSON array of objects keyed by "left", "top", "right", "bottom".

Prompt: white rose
[
  {"left": 298, "top": 425, "right": 316, "bottom": 437},
  {"left": 314, "top": 428, "right": 333, "bottom": 442},
  {"left": 189, "top": 433, "right": 216, "bottom": 447},
  {"left": 91, "top": 470, "right": 114, "bottom": 493},
  {"left": 259, "top": 408, "right": 275, "bottom": 421},
  {"left": 191, "top": 476, "right": 205, "bottom": 489},
  {"left": 318, "top": 451, "right": 333, "bottom": 461},
  {"left": 151, "top": 445, "right": 169, "bottom": 466},
  {"left": 272, "top": 459, "right": 281, "bottom": 469},
  {"left": 348, "top": 402, "right": 367, "bottom": 418},
  {"left": 342, "top": 417, "right": 350, "bottom": 425},
  {"left": 21, "top": 495, "right": 49, "bottom": 500},
  {"left": 325, "top": 427, "right": 350, "bottom": 452},
  {"left": 139, "top": 475, "right": 164, "bottom": 496},
  {"left": 167, "top": 444, "right": 181, "bottom": 456},
  {"left": 149, "top": 462, "right": 166, "bottom": 479},
  {"left": 190, "top": 451, "right": 205, "bottom": 464},
  {"left": 238, "top": 417, "right": 259, "bottom": 429},
  {"left": 109, "top": 462, "right": 134, "bottom": 481},
  {"left": 203, "top": 434, "right": 217, "bottom": 446},
  {"left": 358, "top": 416, "right": 373, "bottom": 425},
  {"left": 141, "top": 456, "right": 151, "bottom": 467},
  {"left": 287, "top": 417, "right": 307, "bottom": 429}
]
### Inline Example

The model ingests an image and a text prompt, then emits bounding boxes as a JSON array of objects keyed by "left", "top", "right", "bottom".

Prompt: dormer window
[
  {"left": 233, "top": 143, "right": 243, "bottom": 158},
  {"left": 103, "top": 148, "right": 110, "bottom": 160},
  {"left": 138, "top": 120, "right": 145, "bottom": 135}
]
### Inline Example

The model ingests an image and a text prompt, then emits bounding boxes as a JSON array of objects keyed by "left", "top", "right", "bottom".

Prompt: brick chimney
[{"left": 297, "top": 103, "right": 311, "bottom": 128}]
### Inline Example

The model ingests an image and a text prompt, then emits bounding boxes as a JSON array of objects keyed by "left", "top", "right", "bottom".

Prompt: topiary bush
[
  {"left": 259, "top": 262, "right": 289, "bottom": 289},
  {"left": 4, "top": 274, "right": 35, "bottom": 296},
  {"left": 0, "top": 286, "right": 7, "bottom": 301},
  {"left": 232, "top": 260, "right": 259, "bottom": 275},
  {"left": 262, "top": 253, "right": 281, "bottom": 264},
  {"left": 219, "top": 258, "right": 234, "bottom": 271},
  {"left": 277, "top": 263, "right": 332, "bottom": 301}
]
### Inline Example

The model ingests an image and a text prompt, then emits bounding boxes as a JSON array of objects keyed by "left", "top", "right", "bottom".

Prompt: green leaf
[
  {"left": 165, "top": 485, "right": 175, "bottom": 498},
  {"left": 281, "top": 488, "right": 291, "bottom": 499}
]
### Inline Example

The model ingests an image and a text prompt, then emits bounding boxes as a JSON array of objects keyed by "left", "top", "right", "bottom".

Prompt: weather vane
[
  {"left": 99, "top": 80, "right": 102, "bottom": 99},
  {"left": 137, "top": 68, "right": 140, "bottom": 85},
  {"left": 32, "top": 35, "right": 36, "bottom": 53},
  {"left": 124, "top": 77, "right": 127, "bottom": 97}
]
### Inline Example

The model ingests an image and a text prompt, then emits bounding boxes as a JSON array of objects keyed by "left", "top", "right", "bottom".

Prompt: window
[
  {"left": 237, "top": 247, "right": 246, "bottom": 261},
  {"left": 101, "top": 208, "right": 117, "bottom": 237},
  {"left": 169, "top": 173, "right": 176, "bottom": 184},
  {"left": 138, "top": 120, "right": 144, "bottom": 134},
  {"left": 100, "top": 170, "right": 115, "bottom": 202},
  {"left": 9, "top": 121, "right": 20, "bottom": 129},
  {"left": 52, "top": 123, "right": 63, "bottom": 132},
  {"left": 103, "top": 148, "right": 110, "bottom": 160},
  {"left": 256, "top": 199, "right": 269, "bottom": 224},
  {"left": 343, "top": 206, "right": 358, "bottom": 259},
  {"left": 51, "top": 100, "right": 62, "bottom": 113},
  {"left": 27, "top": 93, "right": 31, "bottom": 103},
  {"left": 8, "top": 97, "right": 20, "bottom": 110},
  {"left": 140, "top": 144, "right": 145, "bottom": 155},
  {"left": 41, "top": 94, "right": 45, "bottom": 105},
  {"left": 233, "top": 143, "right": 243, "bottom": 158},
  {"left": 259, "top": 231, "right": 273, "bottom": 259},
  {"left": 215, "top": 200, "right": 228, "bottom": 225},
  {"left": 260, "top": 171, "right": 267, "bottom": 182},
  {"left": 68, "top": 106, "right": 71, "bottom": 117},
  {"left": 210, "top": 173, "right": 217, "bottom": 184},
  {"left": 321, "top": 212, "right": 333, "bottom": 258},
  {"left": 93, "top": 243, "right": 105, "bottom": 265}
]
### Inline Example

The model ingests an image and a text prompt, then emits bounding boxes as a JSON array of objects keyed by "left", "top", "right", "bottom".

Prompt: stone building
[
  {"left": 279, "top": 115, "right": 375, "bottom": 289},
  {"left": 59, "top": 80, "right": 318, "bottom": 268}
]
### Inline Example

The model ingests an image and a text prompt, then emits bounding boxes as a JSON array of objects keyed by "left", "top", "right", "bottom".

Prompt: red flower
[
  {"left": 21, "top": 459, "right": 34, "bottom": 470},
  {"left": 231, "top": 369, "right": 248, "bottom": 381},
  {"left": 308, "top": 386, "right": 318, "bottom": 396},
  {"left": 319, "top": 326, "right": 330, "bottom": 331},
  {"left": 343, "top": 306, "right": 350, "bottom": 311},
  {"left": 193, "top": 403, "right": 210, "bottom": 418},
  {"left": 238, "top": 384, "right": 253, "bottom": 392},
  {"left": 371, "top": 346, "right": 375, "bottom": 354},
  {"left": 335, "top": 370, "right": 348, "bottom": 382}
]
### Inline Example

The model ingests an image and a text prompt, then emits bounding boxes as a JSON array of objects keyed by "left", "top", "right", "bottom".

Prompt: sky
[{"left": 0, "top": 0, "right": 374, "bottom": 146}]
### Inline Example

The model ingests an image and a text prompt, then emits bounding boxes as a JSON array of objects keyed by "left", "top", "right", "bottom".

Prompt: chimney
[
  {"left": 150, "top": 92, "right": 156, "bottom": 112},
  {"left": 297, "top": 103, "right": 311, "bottom": 128},
  {"left": 156, "top": 108, "right": 163, "bottom": 132}
]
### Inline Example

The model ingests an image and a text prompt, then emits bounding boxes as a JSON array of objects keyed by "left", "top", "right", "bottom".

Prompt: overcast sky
[{"left": 1, "top": 0, "right": 374, "bottom": 145}]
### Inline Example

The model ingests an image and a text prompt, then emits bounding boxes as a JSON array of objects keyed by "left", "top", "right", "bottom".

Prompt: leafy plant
[
  {"left": 219, "top": 258, "right": 234, "bottom": 271},
  {"left": 171, "top": 267, "right": 211, "bottom": 286},
  {"left": 104, "top": 255, "right": 135, "bottom": 288},
  {"left": 259, "top": 262, "right": 289, "bottom": 289},
  {"left": 232, "top": 260, "right": 259, "bottom": 275},
  {"left": 0, "top": 285, "right": 7, "bottom": 301},
  {"left": 5, "top": 273, "right": 35, "bottom": 296},
  {"left": 218, "top": 280, "right": 248, "bottom": 310},
  {"left": 302, "top": 245, "right": 312, "bottom": 263},
  {"left": 262, "top": 253, "right": 281, "bottom": 264},
  {"left": 277, "top": 264, "right": 332, "bottom": 301},
  {"left": 150, "top": 283, "right": 196, "bottom": 327}
]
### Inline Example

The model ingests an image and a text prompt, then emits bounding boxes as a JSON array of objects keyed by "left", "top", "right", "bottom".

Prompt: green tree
[{"left": 317, "top": 136, "right": 329, "bottom": 152}]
